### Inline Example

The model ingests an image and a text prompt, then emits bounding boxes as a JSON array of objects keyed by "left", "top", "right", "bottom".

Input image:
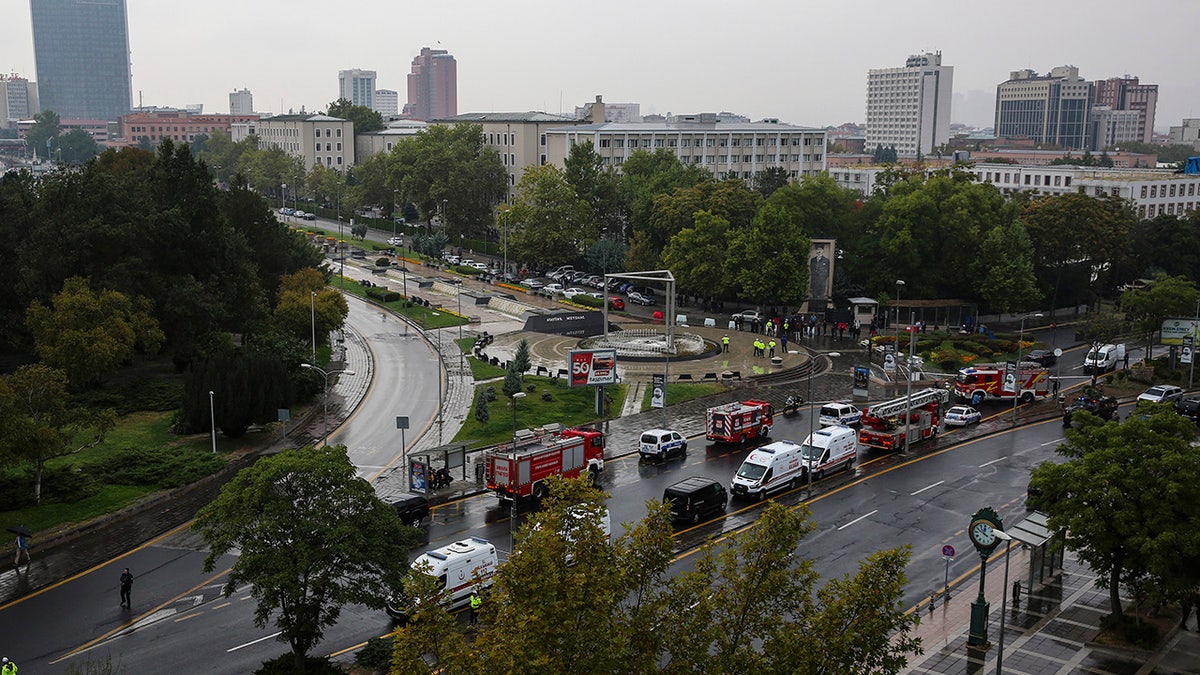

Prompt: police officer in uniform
[
  {"left": 469, "top": 592, "right": 482, "bottom": 626},
  {"left": 722, "top": 335, "right": 730, "bottom": 353}
]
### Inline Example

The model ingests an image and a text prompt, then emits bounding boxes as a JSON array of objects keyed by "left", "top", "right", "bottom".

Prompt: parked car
[
  {"left": 944, "top": 405, "right": 983, "bottom": 427},
  {"left": 663, "top": 477, "right": 727, "bottom": 524},
  {"left": 386, "top": 492, "right": 432, "bottom": 528},
  {"left": 562, "top": 287, "right": 588, "bottom": 300},
  {"left": 1025, "top": 349, "right": 1057, "bottom": 366},
  {"left": 281, "top": 207, "right": 295, "bottom": 216},
  {"left": 583, "top": 275, "right": 602, "bottom": 288},
  {"left": 732, "top": 309, "right": 763, "bottom": 322},
  {"left": 303, "top": 212, "right": 316, "bottom": 220},
  {"left": 293, "top": 210, "right": 307, "bottom": 218},
  {"left": 639, "top": 429, "right": 688, "bottom": 462},
  {"left": 608, "top": 297, "right": 626, "bottom": 311},
  {"left": 1137, "top": 385, "right": 1184, "bottom": 404},
  {"left": 387, "top": 236, "right": 403, "bottom": 246},
  {"left": 628, "top": 291, "right": 655, "bottom": 306},
  {"left": 520, "top": 278, "right": 544, "bottom": 289},
  {"left": 470, "top": 262, "right": 488, "bottom": 271},
  {"left": 543, "top": 283, "right": 565, "bottom": 295},
  {"left": 1175, "top": 397, "right": 1200, "bottom": 424},
  {"left": 443, "top": 254, "right": 460, "bottom": 265}
]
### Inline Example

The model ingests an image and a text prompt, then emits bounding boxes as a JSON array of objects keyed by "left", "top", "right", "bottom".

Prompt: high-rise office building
[
  {"left": 404, "top": 48, "right": 457, "bottom": 121},
  {"left": 338, "top": 69, "right": 376, "bottom": 109},
  {"left": 229, "top": 88, "right": 253, "bottom": 116},
  {"left": 1, "top": 74, "right": 39, "bottom": 127},
  {"left": 865, "top": 52, "right": 953, "bottom": 158},
  {"left": 994, "top": 66, "right": 1092, "bottom": 150},
  {"left": 29, "top": 0, "right": 132, "bottom": 121},
  {"left": 374, "top": 89, "right": 398, "bottom": 116},
  {"left": 1092, "top": 76, "right": 1157, "bottom": 144}
]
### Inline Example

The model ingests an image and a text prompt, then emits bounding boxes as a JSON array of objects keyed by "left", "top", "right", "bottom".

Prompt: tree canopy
[{"left": 326, "top": 98, "right": 385, "bottom": 134}]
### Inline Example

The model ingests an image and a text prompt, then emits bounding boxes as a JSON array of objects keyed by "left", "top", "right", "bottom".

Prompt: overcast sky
[{"left": 5, "top": 0, "right": 1198, "bottom": 131}]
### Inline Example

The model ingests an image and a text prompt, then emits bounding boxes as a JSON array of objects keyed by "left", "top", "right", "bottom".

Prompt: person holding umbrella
[{"left": 8, "top": 526, "right": 31, "bottom": 568}]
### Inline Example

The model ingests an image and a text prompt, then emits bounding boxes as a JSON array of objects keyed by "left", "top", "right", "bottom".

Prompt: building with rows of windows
[
  {"left": 232, "top": 114, "right": 354, "bottom": 171},
  {"left": 865, "top": 52, "right": 953, "bottom": 158}
]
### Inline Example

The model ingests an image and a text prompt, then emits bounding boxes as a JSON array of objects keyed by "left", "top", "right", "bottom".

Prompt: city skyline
[{"left": 4, "top": 0, "right": 1198, "bottom": 130}]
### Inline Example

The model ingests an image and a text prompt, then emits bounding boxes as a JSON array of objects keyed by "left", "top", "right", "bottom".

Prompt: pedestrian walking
[
  {"left": 1, "top": 657, "right": 15, "bottom": 674},
  {"left": 721, "top": 335, "right": 730, "bottom": 353},
  {"left": 13, "top": 533, "right": 29, "bottom": 568},
  {"left": 469, "top": 592, "right": 482, "bottom": 626},
  {"left": 120, "top": 568, "right": 133, "bottom": 608},
  {"left": 768, "top": 340, "right": 776, "bottom": 358},
  {"left": 781, "top": 333, "right": 787, "bottom": 352}
]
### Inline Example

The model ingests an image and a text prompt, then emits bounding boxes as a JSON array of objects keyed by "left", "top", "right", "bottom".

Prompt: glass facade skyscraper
[{"left": 30, "top": 0, "right": 132, "bottom": 121}]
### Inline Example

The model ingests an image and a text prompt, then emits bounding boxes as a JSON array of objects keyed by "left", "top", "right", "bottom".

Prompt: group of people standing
[
  {"left": 733, "top": 310, "right": 866, "bottom": 347},
  {"left": 751, "top": 338, "right": 778, "bottom": 359}
]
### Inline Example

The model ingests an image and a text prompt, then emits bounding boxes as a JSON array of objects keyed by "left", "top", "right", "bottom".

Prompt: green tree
[
  {"left": 195, "top": 445, "right": 417, "bottom": 672},
  {"left": 57, "top": 128, "right": 100, "bottom": 165},
  {"left": 585, "top": 239, "right": 628, "bottom": 276},
  {"left": 181, "top": 349, "right": 295, "bottom": 437},
  {"left": 326, "top": 98, "right": 384, "bottom": 134},
  {"left": 411, "top": 229, "right": 449, "bottom": 259},
  {"left": 751, "top": 166, "right": 791, "bottom": 198},
  {"left": 25, "top": 109, "right": 61, "bottom": 156},
  {"left": 306, "top": 162, "right": 345, "bottom": 208},
  {"left": 474, "top": 388, "right": 490, "bottom": 424},
  {"left": 662, "top": 210, "right": 731, "bottom": 297},
  {"left": 564, "top": 140, "right": 624, "bottom": 236},
  {"left": 974, "top": 221, "right": 1041, "bottom": 313},
  {"left": 25, "top": 277, "right": 165, "bottom": 387},
  {"left": 346, "top": 150, "right": 391, "bottom": 213},
  {"left": 502, "top": 363, "right": 523, "bottom": 399},
  {"left": 620, "top": 149, "right": 709, "bottom": 248},
  {"left": 723, "top": 202, "right": 811, "bottom": 306},
  {"left": 272, "top": 270, "right": 349, "bottom": 350},
  {"left": 1029, "top": 407, "right": 1200, "bottom": 618},
  {"left": 507, "top": 165, "right": 595, "bottom": 269},
  {"left": 513, "top": 338, "right": 531, "bottom": 377},
  {"left": 0, "top": 364, "right": 115, "bottom": 503},
  {"left": 1119, "top": 274, "right": 1200, "bottom": 360}
]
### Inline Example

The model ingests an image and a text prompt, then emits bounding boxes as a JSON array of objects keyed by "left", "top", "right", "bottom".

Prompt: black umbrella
[{"left": 6, "top": 525, "right": 32, "bottom": 538}]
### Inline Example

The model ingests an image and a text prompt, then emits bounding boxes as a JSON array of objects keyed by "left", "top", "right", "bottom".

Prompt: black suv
[
  {"left": 387, "top": 492, "right": 431, "bottom": 528},
  {"left": 663, "top": 477, "right": 727, "bottom": 524},
  {"left": 1062, "top": 392, "right": 1119, "bottom": 427},
  {"left": 1175, "top": 397, "right": 1200, "bottom": 424},
  {"left": 1025, "top": 349, "right": 1057, "bottom": 367}
]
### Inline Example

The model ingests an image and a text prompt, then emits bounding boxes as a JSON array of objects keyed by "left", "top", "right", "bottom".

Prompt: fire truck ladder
[{"left": 867, "top": 388, "right": 949, "bottom": 418}]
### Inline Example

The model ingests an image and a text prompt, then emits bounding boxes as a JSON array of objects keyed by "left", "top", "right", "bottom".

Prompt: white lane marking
[
  {"left": 910, "top": 481, "right": 945, "bottom": 495},
  {"left": 1040, "top": 438, "right": 1064, "bottom": 446},
  {"left": 228, "top": 631, "right": 282, "bottom": 652},
  {"left": 978, "top": 457, "right": 1007, "bottom": 468},
  {"left": 837, "top": 509, "right": 878, "bottom": 531}
]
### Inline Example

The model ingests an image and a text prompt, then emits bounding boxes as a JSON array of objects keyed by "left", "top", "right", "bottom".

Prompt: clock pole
[{"left": 967, "top": 507, "right": 1003, "bottom": 647}]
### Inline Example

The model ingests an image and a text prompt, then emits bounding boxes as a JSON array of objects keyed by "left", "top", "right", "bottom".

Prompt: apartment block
[
  {"left": 865, "top": 52, "right": 953, "bottom": 157},
  {"left": 338, "top": 69, "right": 376, "bottom": 109},
  {"left": 239, "top": 114, "right": 355, "bottom": 172},
  {"left": 229, "top": 88, "right": 253, "bottom": 116}
]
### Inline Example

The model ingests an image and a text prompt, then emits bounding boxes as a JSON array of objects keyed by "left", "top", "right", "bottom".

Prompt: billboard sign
[
  {"left": 569, "top": 349, "right": 618, "bottom": 386},
  {"left": 650, "top": 373, "right": 666, "bottom": 409},
  {"left": 1003, "top": 361, "right": 1017, "bottom": 393},
  {"left": 1160, "top": 318, "right": 1200, "bottom": 345}
]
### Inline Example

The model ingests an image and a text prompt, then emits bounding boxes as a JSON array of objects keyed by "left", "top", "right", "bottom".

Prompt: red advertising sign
[{"left": 569, "top": 349, "right": 618, "bottom": 387}]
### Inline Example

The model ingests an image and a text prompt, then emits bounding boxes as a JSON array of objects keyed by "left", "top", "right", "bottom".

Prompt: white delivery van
[
  {"left": 730, "top": 440, "right": 806, "bottom": 501},
  {"left": 386, "top": 536, "right": 498, "bottom": 620},
  {"left": 1083, "top": 343, "right": 1125, "bottom": 374},
  {"left": 799, "top": 426, "right": 858, "bottom": 480},
  {"left": 819, "top": 402, "right": 863, "bottom": 427}
]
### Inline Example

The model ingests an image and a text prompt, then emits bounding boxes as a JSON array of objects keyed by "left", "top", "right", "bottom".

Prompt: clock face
[{"left": 971, "top": 521, "right": 996, "bottom": 547}]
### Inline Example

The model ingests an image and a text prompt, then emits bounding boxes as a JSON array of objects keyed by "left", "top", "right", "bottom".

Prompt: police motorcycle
[{"left": 782, "top": 394, "right": 804, "bottom": 416}]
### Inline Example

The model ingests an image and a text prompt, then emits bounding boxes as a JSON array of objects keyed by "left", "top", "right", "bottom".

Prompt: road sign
[{"left": 942, "top": 544, "right": 956, "bottom": 558}]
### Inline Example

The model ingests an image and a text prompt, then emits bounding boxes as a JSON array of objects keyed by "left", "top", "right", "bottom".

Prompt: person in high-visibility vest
[
  {"left": 469, "top": 592, "right": 482, "bottom": 626},
  {"left": 768, "top": 340, "right": 776, "bottom": 358},
  {"left": 721, "top": 335, "right": 730, "bottom": 353},
  {"left": 2, "top": 656, "right": 17, "bottom": 674}
]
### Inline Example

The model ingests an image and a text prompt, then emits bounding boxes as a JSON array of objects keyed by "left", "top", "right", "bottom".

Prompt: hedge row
[{"left": 366, "top": 287, "right": 401, "bottom": 302}]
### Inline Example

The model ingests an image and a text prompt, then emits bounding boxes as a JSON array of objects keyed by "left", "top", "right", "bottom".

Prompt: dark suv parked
[
  {"left": 387, "top": 492, "right": 431, "bottom": 527},
  {"left": 663, "top": 477, "right": 727, "bottom": 524},
  {"left": 1175, "top": 397, "right": 1200, "bottom": 424},
  {"left": 1062, "top": 391, "right": 1119, "bottom": 427}
]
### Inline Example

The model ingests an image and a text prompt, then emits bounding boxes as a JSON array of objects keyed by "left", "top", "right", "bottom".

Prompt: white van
[
  {"left": 730, "top": 440, "right": 806, "bottom": 501},
  {"left": 1083, "top": 343, "right": 1125, "bottom": 374},
  {"left": 799, "top": 426, "right": 858, "bottom": 480},
  {"left": 386, "top": 536, "right": 497, "bottom": 620},
  {"left": 819, "top": 402, "right": 863, "bottom": 427}
]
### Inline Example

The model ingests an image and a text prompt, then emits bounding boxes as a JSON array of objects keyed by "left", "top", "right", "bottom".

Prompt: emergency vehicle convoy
[
  {"left": 705, "top": 399, "right": 774, "bottom": 444},
  {"left": 954, "top": 362, "right": 1050, "bottom": 406},
  {"left": 482, "top": 427, "right": 605, "bottom": 502},
  {"left": 857, "top": 388, "right": 949, "bottom": 451}
]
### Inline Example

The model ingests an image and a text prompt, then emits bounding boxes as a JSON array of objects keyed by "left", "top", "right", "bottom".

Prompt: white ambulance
[
  {"left": 386, "top": 537, "right": 498, "bottom": 620},
  {"left": 730, "top": 440, "right": 806, "bottom": 501},
  {"left": 799, "top": 426, "right": 858, "bottom": 480}
]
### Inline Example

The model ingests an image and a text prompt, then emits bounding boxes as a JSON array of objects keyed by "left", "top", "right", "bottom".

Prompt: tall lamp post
[
  {"left": 280, "top": 183, "right": 286, "bottom": 212},
  {"left": 301, "top": 363, "right": 356, "bottom": 444},
  {"left": 1190, "top": 299, "right": 1199, "bottom": 388},
  {"left": 208, "top": 390, "right": 217, "bottom": 454},
  {"left": 310, "top": 291, "right": 317, "bottom": 362},
  {"left": 392, "top": 189, "right": 400, "bottom": 242},
  {"left": 894, "top": 280, "right": 905, "bottom": 377},
  {"left": 903, "top": 307, "right": 916, "bottom": 455},
  {"left": 993, "top": 529, "right": 1015, "bottom": 675},
  {"left": 1013, "top": 312, "right": 1043, "bottom": 423},
  {"left": 510, "top": 391, "right": 527, "bottom": 550}
]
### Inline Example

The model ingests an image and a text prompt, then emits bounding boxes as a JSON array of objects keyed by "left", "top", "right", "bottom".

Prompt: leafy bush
[
  {"left": 355, "top": 636, "right": 394, "bottom": 671},
  {"left": 572, "top": 295, "right": 603, "bottom": 308},
  {"left": 85, "top": 447, "right": 225, "bottom": 488},
  {"left": 0, "top": 464, "right": 101, "bottom": 509},
  {"left": 453, "top": 265, "right": 483, "bottom": 275},
  {"left": 254, "top": 654, "right": 342, "bottom": 675},
  {"left": 366, "top": 287, "right": 401, "bottom": 302},
  {"left": 375, "top": 257, "right": 391, "bottom": 267},
  {"left": 73, "top": 376, "right": 183, "bottom": 415}
]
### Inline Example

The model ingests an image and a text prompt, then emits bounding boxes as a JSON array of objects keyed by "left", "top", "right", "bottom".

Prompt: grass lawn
[
  {"left": 2, "top": 485, "right": 159, "bottom": 534},
  {"left": 467, "top": 355, "right": 508, "bottom": 380},
  {"left": 641, "top": 382, "right": 729, "bottom": 412},
  {"left": 455, "top": 376, "right": 628, "bottom": 448},
  {"left": 337, "top": 275, "right": 467, "bottom": 330}
]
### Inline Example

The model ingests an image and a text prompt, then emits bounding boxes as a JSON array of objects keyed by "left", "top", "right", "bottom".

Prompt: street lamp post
[
  {"left": 208, "top": 390, "right": 217, "bottom": 454},
  {"left": 1191, "top": 299, "right": 1199, "bottom": 388},
  {"left": 1013, "top": 313, "right": 1043, "bottom": 423},
  {"left": 300, "top": 363, "right": 356, "bottom": 444},
  {"left": 510, "top": 391, "right": 527, "bottom": 550},
  {"left": 338, "top": 216, "right": 345, "bottom": 290},
  {"left": 392, "top": 189, "right": 400, "bottom": 242},
  {"left": 894, "top": 280, "right": 905, "bottom": 378},
  {"left": 993, "top": 529, "right": 1015, "bottom": 674},
  {"left": 903, "top": 308, "right": 916, "bottom": 455},
  {"left": 280, "top": 183, "right": 286, "bottom": 212}
]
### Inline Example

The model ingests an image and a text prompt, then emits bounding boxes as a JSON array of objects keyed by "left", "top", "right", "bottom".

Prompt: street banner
[
  {"left": 1183, "top": 336, "right": 1194, "bottom": 365},
  {"left": 883, "top": 345, "right": 896, "bottom": 372},
  {"left": 1003, "top": 361, "right": 1017, "bottom": 393},
  {"left": 651, "top": 373, "right": 666, "bottom": 409},
  {"left": 568, "top": 349, "right": 618, "bottom": 387},
  {"left": 853, "top": 365, "right": 870, "bottom": 400}
]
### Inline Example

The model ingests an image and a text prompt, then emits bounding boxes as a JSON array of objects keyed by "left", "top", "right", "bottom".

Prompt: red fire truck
[
  {"left": 858, "top": 388, "right": 949, "bottom": 451},
  {"left": 954, "top": 362, "right": 1050, "bottom": 407},
  {"left": 705, "top": 400, "right": 774, "bottom": 444},
  {"left": 482, "top": 427, "right": 605, "bottom": 502}
]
